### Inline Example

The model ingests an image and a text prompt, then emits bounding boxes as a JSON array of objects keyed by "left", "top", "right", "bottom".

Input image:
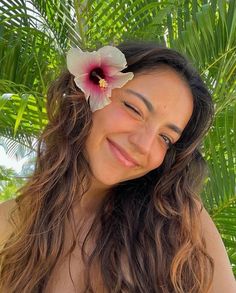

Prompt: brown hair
[{"left": 0, "top": 41, "right": 214, "bottom": 292}]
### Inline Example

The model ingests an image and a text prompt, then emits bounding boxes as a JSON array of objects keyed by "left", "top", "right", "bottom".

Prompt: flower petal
[
  {"left": 98, "top": 46, "right": 127, "bottom": 74},
  {"left": 109, "top": 72, "right": 134, "bottom": 88},
  {"left": 67, "top": 48, "right": 101, "bottom": 76},
  {"left": 89, "top": 92, "right": 112, "bottom": 112},
  {"left": 74, "top": 74, "right": 90, "bottom": 100}
]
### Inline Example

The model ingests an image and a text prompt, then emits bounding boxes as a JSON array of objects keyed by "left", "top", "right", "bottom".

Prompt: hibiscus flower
[{"left": 66, "top": 46, "right": 134, "bottom": 112}]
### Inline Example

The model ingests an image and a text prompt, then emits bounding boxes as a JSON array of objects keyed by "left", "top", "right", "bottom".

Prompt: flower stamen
[
  {"left": 91, "top": 71, "right": 108, "bottom": 89},
  {"left": 99, "top": 79, "right": 108, "bottom": 89}
]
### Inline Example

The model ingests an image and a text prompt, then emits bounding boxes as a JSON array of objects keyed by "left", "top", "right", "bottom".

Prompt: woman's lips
[{"left": 107, "top": 139, "right": 139, "bottom": 168}]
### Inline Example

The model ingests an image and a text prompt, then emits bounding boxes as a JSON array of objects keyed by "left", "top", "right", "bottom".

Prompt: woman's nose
[{"left": 128, "top": 127, "right": 156, "bottom": 155}]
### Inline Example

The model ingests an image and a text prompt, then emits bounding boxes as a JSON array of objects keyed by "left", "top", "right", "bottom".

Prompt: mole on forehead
[{"left": 124, "top": 88, "right": 183, "bottom": 136}]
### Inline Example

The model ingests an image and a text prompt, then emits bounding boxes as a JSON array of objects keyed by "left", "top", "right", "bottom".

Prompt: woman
[{"left": 0, "top": 41, "right": 235, "bottom": 292}]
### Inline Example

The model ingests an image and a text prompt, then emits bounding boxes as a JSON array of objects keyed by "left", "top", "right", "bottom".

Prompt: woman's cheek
[
  {"left": 104, "top": 106, "right": 137, "bottom": 129},
  {"left": 149, "top": 148, "right": 167, "bottom": 170}
]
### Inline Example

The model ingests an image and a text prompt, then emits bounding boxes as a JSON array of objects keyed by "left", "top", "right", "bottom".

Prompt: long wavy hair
[{"left": 0, "top": 41, "right": 215, "bottom": 292}]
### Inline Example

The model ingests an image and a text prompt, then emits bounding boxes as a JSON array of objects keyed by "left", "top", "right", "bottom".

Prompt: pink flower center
[{"left": 90, "top": 67, "right": 106, "bottom": 85}]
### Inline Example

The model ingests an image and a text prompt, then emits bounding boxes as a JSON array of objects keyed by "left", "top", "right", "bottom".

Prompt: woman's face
[{"left": 85, "top": 67, "right": 193, "bottom": 188}]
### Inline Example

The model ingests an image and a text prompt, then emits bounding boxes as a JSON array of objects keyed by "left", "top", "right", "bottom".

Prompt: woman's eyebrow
[
  {"left": 125, "top": 89, "right": 154, "bottom": 112},
  {"left": 166, "top": 123, "right": 183, "bottom": 136},
  {"left": 124, "top": 88, "right": 183, "bottom": 136}
]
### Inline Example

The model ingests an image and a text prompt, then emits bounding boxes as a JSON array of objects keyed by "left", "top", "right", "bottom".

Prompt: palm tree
[{"left": 0, "top": 0, "right": 235, "bottom": 274}]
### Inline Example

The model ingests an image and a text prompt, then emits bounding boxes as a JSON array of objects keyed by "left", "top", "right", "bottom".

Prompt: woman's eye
[
  {"left": 123, "top": 101, "right": 141, "bottom": 116},
  {"left": 161, "top": 135, "right": 173, "bottom": 148}
]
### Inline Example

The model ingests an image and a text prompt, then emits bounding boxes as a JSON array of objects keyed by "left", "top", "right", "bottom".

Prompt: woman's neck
[{"left": 73, "top": 178, "right": 110, "bottom": 219}]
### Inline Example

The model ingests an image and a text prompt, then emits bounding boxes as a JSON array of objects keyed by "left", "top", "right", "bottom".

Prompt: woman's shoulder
[
  {"left": 0, "top": 198, "right": 18, "bottom": 247},
  {"left": 197, "top": 203, "right": 236, "bottom": 292}
]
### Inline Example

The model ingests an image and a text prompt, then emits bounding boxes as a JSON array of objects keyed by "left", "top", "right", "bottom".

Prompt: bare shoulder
[
  {"left": 0, "top": 199, "right": 18, "bottom": 246},
  {"left": 198, "top": 204, "right": 236, "bottom": 292}
]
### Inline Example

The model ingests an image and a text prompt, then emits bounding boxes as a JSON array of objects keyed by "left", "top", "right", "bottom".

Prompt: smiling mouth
[{"left": 107, "top": 139, "right": 139, "bottom": 168}]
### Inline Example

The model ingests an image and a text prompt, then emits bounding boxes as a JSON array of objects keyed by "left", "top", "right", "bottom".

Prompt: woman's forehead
[{"left": 119, "top": 69, "right": 193, "bottom": 126}]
